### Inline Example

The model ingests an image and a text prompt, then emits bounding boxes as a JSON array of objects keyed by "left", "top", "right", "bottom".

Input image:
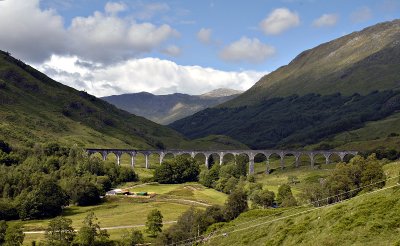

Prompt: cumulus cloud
[
  {"left": 104, "top": 2, "right": 126, "bottom": 15},
  {"left": 197, "top": 28, "right": 212, "bottom": 44},
  {"left": 351, "top": 6, "right": 372, "bottom": 23},
  {"left": 260, "top": 8, "right": 300, "bottom": 35},
  {"left": 0, "top": 0, "right": 67, "bottom": 63},
  {"left": 219, "top": 37, "right": 275, "bottom": 63},
  {"left": 161, "top": 45, "right": 181, "bottom": 57},
  {"left": 0, "top": 0, "right": 178, "bottom": 64},
  {"left": 68, "top": 11, "right": 178, "bottom": 63},
  {"left": 313, "top": 14, "right": 338, "bottom": 27},
  {"left": 35, "top": 55, "right": 266, "bottom": 97}
]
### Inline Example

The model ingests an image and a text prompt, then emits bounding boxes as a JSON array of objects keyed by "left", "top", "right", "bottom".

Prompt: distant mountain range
[
  {"left": 102, "top": 88, "right": 242, "bottom": 124},
  {"left": 171, "top": 19, "right": 400, "bottom": 151}
]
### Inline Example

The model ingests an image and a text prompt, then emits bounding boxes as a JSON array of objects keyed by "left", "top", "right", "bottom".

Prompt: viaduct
[{"left": 85, "top": 149, "right": 358, "bottom": 174}]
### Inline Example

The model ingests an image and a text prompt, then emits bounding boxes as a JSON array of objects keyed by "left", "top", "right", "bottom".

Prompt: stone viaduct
[{"left": 85, "top": 149, "right": 358, "bottom": 174}]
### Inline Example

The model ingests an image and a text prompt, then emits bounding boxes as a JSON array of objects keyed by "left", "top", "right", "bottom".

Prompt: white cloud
[
  {"left": 0, "top": 0, "right": 67, "bottom": 63},
  {"left": 104, "top": 2, "right": 126, "bottom": 15},
  {"left": 260, "top": 8, "right": 300, "bottom": 35},
  {"left": 161, "top": 45, "right": 181, "bottom": 57},
  {"left": 0, "top": 0, "right": 178, "bottom": 64},
  {"left": 351, "top": 6, "right": 372, "bottom": 23},
  {"left": 219, "top": 37, "right": 275, "bottom": 63},
  {"left": 197, "top": 28, "right": 212, "bottom": 44},
  {"left": 36, "top": 55, "right": 266, "bottom": 97},
  {"left": 313, "top": 14, "right": 338, "bottom": 27},
  {"left": 68, "top": 12, "right": 178, "bottom": 63}
]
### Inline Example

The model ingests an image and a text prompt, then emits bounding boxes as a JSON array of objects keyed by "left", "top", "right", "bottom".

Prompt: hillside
[
  {"left": 224, "top": 19, "right": 400, "bottom": 107},
  {"left": 171, "top": 20, "right": 400, "bottom": 150},
  {"left": 102, "top": 88, "right": 241, "bottom": 125},
  {"left": 205, "top": 166, "right": 400, "bottom": 246},
  {"left": 0, "top": 51, "right": 246, "bottom": 150}
]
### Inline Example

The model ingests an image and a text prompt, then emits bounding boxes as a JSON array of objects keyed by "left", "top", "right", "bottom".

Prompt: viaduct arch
[{"left": 85, "top": 149, "right": 358, "bottom": 175}]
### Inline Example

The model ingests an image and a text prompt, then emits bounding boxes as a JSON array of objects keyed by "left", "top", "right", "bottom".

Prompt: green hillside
[
  {"left": 225, "top": 19, "right": 400, "bottom": 107},
  {"left": 0, "top": 51, "right": 246, "bottom": 150},
  {"left": 205, "top": 162, "right": 400, "bottom": 246},
  {"left": 171, "top": 20, "right": 400, "bottom": 150}
]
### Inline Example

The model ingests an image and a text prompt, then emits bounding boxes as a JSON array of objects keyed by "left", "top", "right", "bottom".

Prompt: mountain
[
  {"left": 200, "top": 88, "right": 242, "bottom": 98},
  {"left": 0, "top": 50, "right": 247, "bottom": 150},
  {"left": 224, "top": 19, "right": 400, "bottom": 108},
  {"left": 102, "top": 88, "right": 242, "bottom": 125},
  {"left": 171, "top": 19, "right": 400, "bottom": 150}
]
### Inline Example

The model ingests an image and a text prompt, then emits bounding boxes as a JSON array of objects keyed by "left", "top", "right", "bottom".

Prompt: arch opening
[
  {"left": 254, "top": 153, "right": 267, "bottom": 175},
  {"left": 222, "top": 153, "right": 235, "bottom": 165},
  {"left": 283, "top": 153, "right": 296, "bottom": 169}
]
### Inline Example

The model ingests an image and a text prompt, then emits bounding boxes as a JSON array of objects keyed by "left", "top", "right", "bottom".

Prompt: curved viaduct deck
[{"left": 86, "top": 149, "right": 358, "bottom": 174}]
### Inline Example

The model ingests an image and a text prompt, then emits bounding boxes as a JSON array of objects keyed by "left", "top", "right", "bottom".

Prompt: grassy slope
[
  {"left": 206, "top": 162, "right": 400, "bottom": 246},
  {"left": 0, "top": 51, "right": 246, "bottom": 150},
  {"left": 224, "top": 19, "right": 400, "bottom": 107},
  {"left": 310, "top": 111, "right": 400, "bottom": 150}
]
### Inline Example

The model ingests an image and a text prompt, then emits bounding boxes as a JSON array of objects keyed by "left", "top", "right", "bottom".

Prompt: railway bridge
[{"left": 85, "top": 149, "right": 358, "bottom": 174}]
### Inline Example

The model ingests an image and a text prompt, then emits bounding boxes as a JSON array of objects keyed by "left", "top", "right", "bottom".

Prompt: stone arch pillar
[
  {"left": 339, "top": 152, "right": 346, "bottom": 162},
  {"left": 309, "top": 153, "right": 315, "bottom": 168},
  {"left": 102, "top": 151, "right": 108, "bottom": 161},
  {"left": 130, "top": 152, "right": 136, "bottom": 168},
  {"left": 159, "top": 152, "right": 165, "bottom": 164},
  {"left": 145, "top": 154, "right": 150, "bottom": 169},
  {"left": 205, "top": 153, "right": 210, "bottom": 169},
  {"left": 116, "top": 152, "right": 122, "bottom": 166},
  {"left": 323, "top": 153, "right": 331, "bottom": 165},
  {"left": 280, "top": 152, "right": 285, "bottom": 169},
  {"left": 249, "top": 153, "right": 255, "bottom": 175},
  {"left": 294, "top": 153, "right": 301, "bottom": 167},
  {"left": 266, "top": 154, "right": 271, "bottom": 174}
]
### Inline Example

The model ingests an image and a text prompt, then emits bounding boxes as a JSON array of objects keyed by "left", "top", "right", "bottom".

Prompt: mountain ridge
[
  {"left": 222, "top": 19, "right": 400, "bottom": 107},
  {"left": 102, "top": 88, "right": 242, "bottom": 125}
]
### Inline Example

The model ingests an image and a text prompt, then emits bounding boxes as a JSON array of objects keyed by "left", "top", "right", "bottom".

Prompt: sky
[{"left": 0, "top": 0, "right": 399, "bottom": 97}]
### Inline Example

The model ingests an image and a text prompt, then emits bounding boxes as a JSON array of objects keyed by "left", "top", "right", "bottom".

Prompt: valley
[{"left": 0, "top": 5, "right": 399, "bottom": 245}]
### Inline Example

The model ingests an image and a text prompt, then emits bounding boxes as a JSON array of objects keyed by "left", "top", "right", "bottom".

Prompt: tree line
[{"left": 0, "top": 141, "right": 137, "bottom": 221}]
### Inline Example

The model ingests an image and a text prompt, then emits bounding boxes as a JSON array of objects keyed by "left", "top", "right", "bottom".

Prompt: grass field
[{"left": 18, "top": 182, "right": 227, "bottom": 245}]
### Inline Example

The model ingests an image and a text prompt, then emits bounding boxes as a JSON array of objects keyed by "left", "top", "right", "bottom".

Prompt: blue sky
[{"left": 0, "top": 0, "right": 399, "bottom": 96}]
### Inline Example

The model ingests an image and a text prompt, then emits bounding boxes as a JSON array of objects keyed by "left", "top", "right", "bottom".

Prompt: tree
[
  {"left": 4, "top": 223, "right": 24, "bottom": 246},
  {"left": 44, "top": 216, "right": 75, "bottom": 245},
  {"left": 250, "top": 189, "right": 275, "bottom": 208},
  {"left": 223, "top": 177, "right": 238, "bottom": 194},
  {"left": 199, "top": 164, "right": 220, "bottom": 188},
  {"left": 63, "top": 178, "right": 101, "bottom": 206},
  {"left": 120, "top": 229, "right": 144, "bottom": 246},
  {"left": 277, "top": 184, "right": 297, "bottom": 207},
  {"left": 224, "top": 188, "right": 248, "bottom": 221},
  {"left": 74, "top": 212, "right": 110, "bottom": 245},
  {"left": 0, "top": 220, "right": 7, "bottom": 244},
  {"left": 154, "top": 157, "right": 200, "bottom": 184},
  {"left": 17, "top": 179, "right": 69, "bottom": 219},
  {"left": 156, "top": 207, "right": 209, "bottom": 245},
  {"left": 146, "top": 209, "right": 163, "bottom": 237}
]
